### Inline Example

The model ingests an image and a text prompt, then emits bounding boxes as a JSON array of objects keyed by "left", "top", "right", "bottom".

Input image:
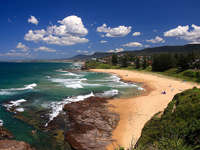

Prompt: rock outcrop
[
  {"left": 63, "top": 96, "right": 119, "bottom": 150},
  {"left": 0, "top": 126, "right": 14, "bottom": 140},
  {"left": 0, "top": 140, "right": 36, "bottom": 150}
]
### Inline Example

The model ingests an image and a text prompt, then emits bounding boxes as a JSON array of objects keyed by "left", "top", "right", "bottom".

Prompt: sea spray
[
  {"left": 3, "top": 99, "right": 26, "bottom": 113},
  {"left": 45, "top": 92, "right": 94, "bottom": 127}
]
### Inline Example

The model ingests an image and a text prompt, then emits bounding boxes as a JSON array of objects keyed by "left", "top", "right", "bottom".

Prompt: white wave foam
[
  {"left": 51, "top": 78, "right": 87, "bottom": 89},
  {"left": 81, "top": 83, "right": 101, "bottom": 87},
  {"left": 10, "top": 83, "right": 37, "bottom": 91},
  {"left": 62, "top": 72, "right": 76, "bottom": 76},
  {"left": 45, "top": 92, "right": 94, "bottom": 127},
  {"left": 55, "top": 69, "right": 68, "bottom": 72},
  {"left": 46, "top": 76, "right": 51, "bottom": 78},
  {"left": 66, "top": 84, "right": 83, "bottom": 89},
  {"left": 0, "top": 120, "right": 3, "bottom": 126},
  {"left": 0, "top": 91, "right": 15, "bottom": 95},
  {"left": 3, "top": 99, "right": 26, "bottom": 112},
  {"left": 0, "top": 83, "right": 37, "bottom": 95},
  {"left": 95, "top": 89, "right": 119, "bottom": 97},
  {"left": 15, "top": 108, "right": 24, "bottom": 112}
]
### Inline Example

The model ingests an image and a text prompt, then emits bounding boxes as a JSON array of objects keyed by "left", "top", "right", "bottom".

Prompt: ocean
[{"left": 0, "top": 62, "right": 144, "bottom": 149}]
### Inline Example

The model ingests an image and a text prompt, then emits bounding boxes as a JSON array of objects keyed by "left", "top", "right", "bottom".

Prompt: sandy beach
[{"left": 90, "top": 69, "right": 200, "bottom": 150}]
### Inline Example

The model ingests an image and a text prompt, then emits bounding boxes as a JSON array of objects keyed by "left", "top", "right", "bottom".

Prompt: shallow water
[{"left": 0, "top": 62, "right": 144, "bottom": 149}]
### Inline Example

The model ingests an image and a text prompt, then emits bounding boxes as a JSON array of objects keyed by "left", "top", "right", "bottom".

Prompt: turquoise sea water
[{"left": 0, "top": 62, "right": 144, "bottom": 149}]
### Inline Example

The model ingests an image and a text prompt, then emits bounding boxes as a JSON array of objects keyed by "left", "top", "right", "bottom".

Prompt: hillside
[
  {"left": 67, "top": 44, "right": 200, "bottom": 60},
  {"left": 136, "top": 87, "right": 200, "bottom": 149}
]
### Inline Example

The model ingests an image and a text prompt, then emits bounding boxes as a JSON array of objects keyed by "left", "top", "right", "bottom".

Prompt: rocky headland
[{"left": 63, "top": 96, "right": 120, "bottom": 150}]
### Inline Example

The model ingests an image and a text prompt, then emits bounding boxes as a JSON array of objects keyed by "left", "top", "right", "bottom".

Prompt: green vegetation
[
  {"left": 135, "top": 87, "right": 200, "bottom": 149},
  {"left": 84, "top": 47, "right": 200, "bottom": 149}
]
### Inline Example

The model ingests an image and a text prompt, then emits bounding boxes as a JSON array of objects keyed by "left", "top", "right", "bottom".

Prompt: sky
[{"left": 1, "top": 0, "right": 200, "bottom": 61}]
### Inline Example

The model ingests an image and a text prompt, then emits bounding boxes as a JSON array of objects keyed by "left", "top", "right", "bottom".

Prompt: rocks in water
[
  {"left": 63, "top": 96, "right": 119, "bottom": 150},
  {"left": 0, "top": 126, "right": 14, "bottom": 140},
  {"left": 0, "top": 140, "right": 36, "bottom": 150},
  {"left": 81, "top": 65, "right": 89, "bottom": 70}
]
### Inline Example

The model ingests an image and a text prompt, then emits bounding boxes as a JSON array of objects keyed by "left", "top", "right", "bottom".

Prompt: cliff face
[
  {"left": 63, "top": 96, "right": 120, "bottom": 150},
  {"left": 0, "top": 140, "right": 36, "bottom": 150}
]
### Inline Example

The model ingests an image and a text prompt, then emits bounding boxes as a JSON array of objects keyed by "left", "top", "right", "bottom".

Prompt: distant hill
[{"left": 67, "top": 44, "right": 200, "bottom": 60}]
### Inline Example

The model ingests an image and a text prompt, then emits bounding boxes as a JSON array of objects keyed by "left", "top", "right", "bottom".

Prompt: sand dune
[{"left": 90, "top": 69, "right": 200, "bottom": 150}]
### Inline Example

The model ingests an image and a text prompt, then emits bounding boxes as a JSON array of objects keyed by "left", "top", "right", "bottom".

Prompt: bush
[{"left": 137, "top": 88, "right": 200, "bottom": 149}]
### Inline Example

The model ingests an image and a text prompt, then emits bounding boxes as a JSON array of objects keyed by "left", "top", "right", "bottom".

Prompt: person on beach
[{"left": 163, "top": 91, "right": 166, "bottom": 94}]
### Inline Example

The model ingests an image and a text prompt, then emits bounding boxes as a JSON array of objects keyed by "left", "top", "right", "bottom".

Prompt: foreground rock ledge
[
  {"left": 0, "top": 140, "right": 36, "bottom": 150},
  {"left": 63, "top": 96, "right": 120, "bottom": 150}
]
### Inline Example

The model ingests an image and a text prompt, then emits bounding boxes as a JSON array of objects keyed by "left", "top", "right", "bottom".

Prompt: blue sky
[{"left": 1, "top": 0, "right": 200, "bottom": 61}]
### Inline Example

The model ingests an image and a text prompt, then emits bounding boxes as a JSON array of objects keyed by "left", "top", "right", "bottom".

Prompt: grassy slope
[{"left": 136, "top": 87, "right": 200, "bottom": 149}]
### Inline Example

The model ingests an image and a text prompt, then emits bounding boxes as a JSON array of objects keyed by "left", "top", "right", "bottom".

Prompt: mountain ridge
[{"left": 67, "top": 44, "right": 200, "bottom": 60}]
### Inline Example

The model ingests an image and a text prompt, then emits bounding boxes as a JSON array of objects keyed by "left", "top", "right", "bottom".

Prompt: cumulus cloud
[
  {"left": 107, "top": 50, "right": 115, "bottom": 53},
  {"left": 76, "top": 50, "right": 88, "bottom": 53},
  {"left": 146, "top": 36, "right": 165, "bottom": 43},
  {"left": 123, "top": 42, "right": 143, "bottom": 47},
  {"left": 34, "top": 46, "right": 57, "bottom": 52},
  {"left": 164, "top": 24, "right": 200, "bottom": 43},
  {"left": 116, "top": 48, "right": 124, "bottom": 53},
  {"left": 24, "top": 15, "right": 89, "bottom": 46},
  {"left": 154, "top": 29, "right": 157, "bottom": 32},
  {"left": 132, "top": 32, "right": 141, "bottom": 36},
  {"left": 100, "top": 40, "right": 107, "bottom": 43},
  {"left": 48, "top": 15, "right": 88, "bottom": 37},
  {"left": 16, "top": 42, "right": 30, "bottom": 52},
  {"left": 28, "top": 15, "right": 38, "bottom": 25},
  {"left": 145, "top": 45, "right": 150, "bottom": 47},
  {"left": 97, "top": 23, "right": 132, "bottom": 37}
]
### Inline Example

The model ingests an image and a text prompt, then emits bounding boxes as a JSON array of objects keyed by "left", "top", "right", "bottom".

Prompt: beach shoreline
[{"left": 90, "top": 69, "right": 200, "bottom": 150}]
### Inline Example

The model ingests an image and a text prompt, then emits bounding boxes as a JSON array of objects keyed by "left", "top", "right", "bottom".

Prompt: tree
[
  {"left": 121, "top": 55, "right": 128, "bottom": 67},
  {"left": 112, "top": 53, "right": 118, "bottom": 65},
  {"left": 174, "top": 53, "right": 179, "bottom": 67},
  {"left": 135, "top": 56, "right": 141, "bottom": 69},
  {"left": 142, "top": 55, "right": 148, "bottom": 69},
  {"left": 179, "top": 54, "right": 189, "bottom": 71}
]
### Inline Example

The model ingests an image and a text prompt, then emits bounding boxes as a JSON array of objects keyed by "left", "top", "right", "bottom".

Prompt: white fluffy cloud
[
  {"left": 145, "top": 45, "right": 150, "bottom": 47},
  {"left": 48, "top": 15, "right": 88, "bottom": 37},
  {"left": 16, "top": 42, "right": 30, "bottom": 52},
  {"left": 116, "top": 48, "right": 124, "bottom": 53},
  {"left": 107, "top": 50, "right": 115, "bottom": 53},
  {"left": 100, "top": 40, "right": 107, "bottom": 43},
  {"left": 123, "top": 42, "right": 143, "bottom": 47},
  {"left": 97, "top": 23, "right": 132, "bottom": 37},
  {"left": 132, "top": 32, "right": 141, "bottom": 36},
  {"left": 28, "top": 15, "right": 38, "bottom": 25},
  {"left": 146, "top": 36, "right": 165, "bottom": 43},
  {"left": 164, "top": 24, "right": 200, "bottom": 43},
  {"left": 34, "top": 46, "right": 57, "bottom": 52},
  {"left": 76, "top": 50, "right": 88, "bottom": 53},
  {"left": 24, "top": 15, "right": 89, "bottom": 46}
]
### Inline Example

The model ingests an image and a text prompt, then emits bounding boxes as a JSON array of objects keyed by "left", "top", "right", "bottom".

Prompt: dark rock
[
  {"left": 0, "top": 140, "right": 36, "bottom": 150},
  {"left": 63, "top": 96, "right": 119, "bottom": 150},
  {"left": 0, "top": 126, "right": 14, "bottom": 140}
]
